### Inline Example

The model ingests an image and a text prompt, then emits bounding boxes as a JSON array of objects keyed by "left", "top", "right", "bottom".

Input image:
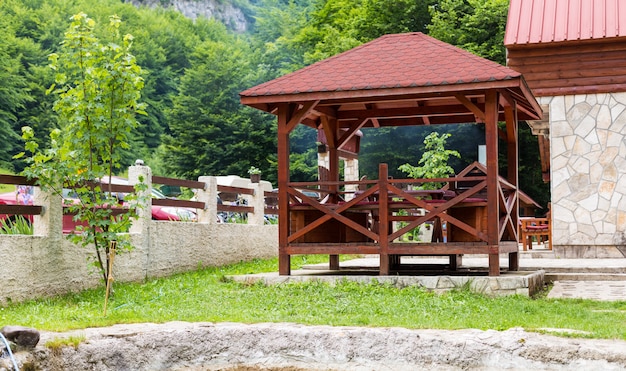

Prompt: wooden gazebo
[{"left": 241, "top": 33, "right": 542, "bottom": 276}]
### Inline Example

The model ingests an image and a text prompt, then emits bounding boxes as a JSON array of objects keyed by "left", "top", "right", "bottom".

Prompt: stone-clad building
[{"left": 505, "top": 0, "right": 626, "bottom": 257}]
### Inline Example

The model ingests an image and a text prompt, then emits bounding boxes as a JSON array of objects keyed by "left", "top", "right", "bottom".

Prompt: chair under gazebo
[{"left": 241, "top": 32, "right": 543, "bottom": 276}]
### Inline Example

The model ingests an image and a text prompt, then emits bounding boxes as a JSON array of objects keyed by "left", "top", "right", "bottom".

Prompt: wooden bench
[{"left": 519, "top": 217, "right": 551, "bottom": 250}]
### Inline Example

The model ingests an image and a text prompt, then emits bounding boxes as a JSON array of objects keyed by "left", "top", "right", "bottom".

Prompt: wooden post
[
  {"left": 378, "top": 163, "right": 390, "bottom": 275},
  {"left": 485, "top": 91, "right": 500, "bottom": 276},
  {"left": 505, "top": 100, "right": 520, "bottom": 271},
  {"left": 277, "top": 103, "right": 291, "bottom": 275},
  {"left": 327, "top": 117, "right": 340, "bottom": 270},
  {"left": 103, "top": 241, "right": 116, "bottom": 317}
]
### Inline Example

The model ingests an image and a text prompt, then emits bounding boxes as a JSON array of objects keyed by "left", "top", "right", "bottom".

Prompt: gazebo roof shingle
[{"left": 241, "top": 32, "right": 521, "bottom": 97}]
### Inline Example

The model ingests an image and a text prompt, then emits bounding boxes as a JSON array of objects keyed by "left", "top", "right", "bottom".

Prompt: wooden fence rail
[{"left": 0, "top": 166, "right": 275, "bottom": 230}]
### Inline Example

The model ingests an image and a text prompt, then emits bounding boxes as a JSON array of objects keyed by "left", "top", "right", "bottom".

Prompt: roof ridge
[{"left": 420, "top": 33, "right": 518, "bottom": 73}]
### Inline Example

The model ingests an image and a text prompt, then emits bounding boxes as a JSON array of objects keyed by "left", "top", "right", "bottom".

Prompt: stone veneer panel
[
  {"left": 317, "top": 153, "right": 360, "bottom": 200},
  {"left": 539, "top": 93, "right": 626, "bottom": 251}
]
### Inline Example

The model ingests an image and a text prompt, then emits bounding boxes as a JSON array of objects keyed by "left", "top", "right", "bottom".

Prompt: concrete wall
[
  {"left": 0, "top": 168, "right": 278, "bottom": 304},
  {"left": 0, "top": 224, "right": 277, "bottom": 304},
  {"left": 538, "top": 92, "right": 626, "bottom": 258}
]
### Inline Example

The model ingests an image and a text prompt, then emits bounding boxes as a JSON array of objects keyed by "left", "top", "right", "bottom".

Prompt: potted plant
[{"left": 248, "top": 166, "right": 262, "bottom": 183}]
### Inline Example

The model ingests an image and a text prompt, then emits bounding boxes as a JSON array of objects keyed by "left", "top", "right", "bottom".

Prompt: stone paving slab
[{"left": 547, "top": 280, "right": 626, "bottom": 301}]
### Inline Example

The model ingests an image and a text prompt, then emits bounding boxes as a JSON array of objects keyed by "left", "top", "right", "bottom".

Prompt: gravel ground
[{"left": 4, "top": 322, "right": 626, "bottom": 371}]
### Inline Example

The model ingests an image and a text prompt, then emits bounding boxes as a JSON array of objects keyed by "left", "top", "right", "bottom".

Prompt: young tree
[
  {"left": 398, "top": 132, "right": 460, "bottom": 190},
  {"left": 18, "top": 12, "right": 146, "bottom": 284}
]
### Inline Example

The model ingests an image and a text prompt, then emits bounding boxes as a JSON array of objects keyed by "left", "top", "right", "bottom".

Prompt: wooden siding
[{"left": 507, "top": 38, "right": 626, "bottom": 96}]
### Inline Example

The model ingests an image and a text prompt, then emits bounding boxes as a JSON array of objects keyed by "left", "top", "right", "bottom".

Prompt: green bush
[{"left": 0, "top": 215, "right": 33, "bottom": 235}]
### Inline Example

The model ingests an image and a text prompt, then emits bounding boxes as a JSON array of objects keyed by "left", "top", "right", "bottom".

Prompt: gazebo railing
[{"left": 285, "top": 162, "right": 518, "bottom": 254}]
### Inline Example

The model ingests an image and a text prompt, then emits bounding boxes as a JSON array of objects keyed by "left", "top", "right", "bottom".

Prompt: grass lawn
[{"left": 1, "top": 255, "right": 625, "bottom": 340}]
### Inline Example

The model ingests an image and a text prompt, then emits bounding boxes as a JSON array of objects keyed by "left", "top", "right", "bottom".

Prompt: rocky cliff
[{"left": 126, "top": 0, "right": 251, "bottom": 32}]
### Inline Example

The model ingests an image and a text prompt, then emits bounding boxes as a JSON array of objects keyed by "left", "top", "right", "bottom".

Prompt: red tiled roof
[
  {"left": 505, "top": 0, "right": 626, "bottom": 45},
  {"left": 241, "top": 32, "right": 521, "bottom": 98}
]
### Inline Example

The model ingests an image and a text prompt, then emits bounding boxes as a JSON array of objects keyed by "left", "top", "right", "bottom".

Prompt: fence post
[
  {"left": 197, "top": 176, "right": 217, "bottom": 224},
  {"left": 247, "top": 183, "right": 266, "bottom": 225},
  {"left": 33, "top": 186, "right": 62, "bottom": 238},
  {"left": 129, "top": 163, "right": 152, "bottom": 235}
]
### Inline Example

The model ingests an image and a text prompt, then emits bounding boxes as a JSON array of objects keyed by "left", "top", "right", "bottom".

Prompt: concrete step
[
  {"left": 518, "top": 250, "right": 555, "bottom": 259},
  {"left": 546, "top": 272, "right": 626, "bottom": 282},
  {"left": 529, "top": 265, "right": 626, "bottom": 274}
]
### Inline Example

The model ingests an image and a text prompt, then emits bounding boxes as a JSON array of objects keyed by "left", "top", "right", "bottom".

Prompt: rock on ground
[
  {"left": 1, "top": 325, "right": 40, "bottom": 349},
  {"left": 6, "top": 322, "right": 626, "bottom": 371}
]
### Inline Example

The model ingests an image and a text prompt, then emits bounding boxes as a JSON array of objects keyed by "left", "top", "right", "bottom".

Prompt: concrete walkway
[
  {"left": 230, "top": 244, "right": 626, "bottom": 300},
  {"left": 547, "top": 280, "right": 626, "bottom": 301}
]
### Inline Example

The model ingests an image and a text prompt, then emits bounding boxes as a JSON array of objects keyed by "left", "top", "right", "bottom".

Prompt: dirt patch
[{"left": 7, "top": 322, "right": 626, "bottom": 370}]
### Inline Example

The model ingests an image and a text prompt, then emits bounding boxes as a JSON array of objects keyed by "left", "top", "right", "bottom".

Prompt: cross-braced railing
[{"left": 283, "top": 162, "right": 520, "bottom": 276}]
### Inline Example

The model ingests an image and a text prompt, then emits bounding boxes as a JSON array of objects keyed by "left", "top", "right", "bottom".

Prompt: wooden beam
[
  {"left": 0, "top": 204, "right": 42, "bottom": 215},
  {"left": 538, "top": 134, "right": 551, "bottom": 182},
  {"left": 320, "top": 115, "right": 337, "bottom": 149},
  {"left": 387, "top": 243, "right": 495, "bottom": 255},
  {"left": 241, "top": 79, "right": 524, "bottom": 107},
  {"left": 454, "top": 93, "right": 485, "bottom": 122},
  {"left": 286, "top": 244, "right": 380, "bottom": 255},
  {"left": 0, "top": 174, "right": 35, "bottom": 185},
  {"left": 363, "top": 114, "right": 478, "bottom": 127},
  {"left": 337, "top": 149, "right": 359, "bottom": 160},
  {"left": 337, "top": 119, "right": 366, "bottom": 150},
  {"left": 504, "top": 101, "right": 518, "bottom": 184},
  {"left": 414, "top": 100, "right": 431, "bottom": 125},
  {"left": 312, "top": 105, "right": 337, "bottom": 119},
  {"left": 286, "top": 101, "right": 320, "bottom": 133},
  {"left": 498, "top": 89, "right": 516, "bottom": 110},
  {"left": 336, "top": 104, "right": 479, "bottom": 121}
]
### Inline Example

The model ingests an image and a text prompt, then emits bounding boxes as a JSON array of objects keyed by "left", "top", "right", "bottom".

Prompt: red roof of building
[
  {"left": 241, "top": 32, "right": 521, "bottom": 98},
  {"left": 505, "top": 0, "right": 626, "bottom": 45}
]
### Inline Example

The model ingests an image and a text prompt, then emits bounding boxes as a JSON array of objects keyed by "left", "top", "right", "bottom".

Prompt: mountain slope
[{"left": 126, "top": 0, "right": 252, "bottom": 32}]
